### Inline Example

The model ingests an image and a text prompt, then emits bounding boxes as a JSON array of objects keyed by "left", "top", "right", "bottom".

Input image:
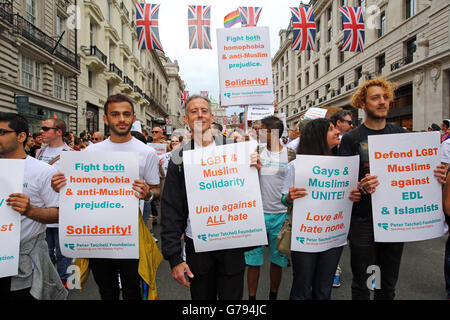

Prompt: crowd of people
[{"left": 0, "top": 77, "right": 449, "bottom": 301}]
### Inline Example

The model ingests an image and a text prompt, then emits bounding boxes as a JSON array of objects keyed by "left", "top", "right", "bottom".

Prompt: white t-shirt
[
  {"left": 185, "top": 140, "right": 216, "bottom": 239},
  {"left": 21, "top": 156, "right": 59, "bottom": 242},
  {"left": 282, "top": 161, "right": 296, "bottom": 195},
  {"left": 85, "top": 137, "right": 160, "bottom": 185},
  {"left": 286, "top": 137, "right": 300, "bottom": 151},
  {"left": 259, "top": 146, "right": 289, "bottom": 213},
  {"left": 441, "top": 139, "right": 450, "bottom": 164},
  {"left": 38, "top": 145, "right": 65, "bottom": 171}
]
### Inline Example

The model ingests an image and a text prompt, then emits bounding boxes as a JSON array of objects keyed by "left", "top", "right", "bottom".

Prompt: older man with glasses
[{"left": 92, "top": 131, "right": 104, "bottom": 144}]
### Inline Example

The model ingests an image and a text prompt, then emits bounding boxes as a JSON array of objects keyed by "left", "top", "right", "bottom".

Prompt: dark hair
[
  {"left": 330, "top": 110, "right": 352, "bottom": 126},
  {"left": 212, "top": 122, "right": 223, "bottom": 133},
  {"left": 131, "top": 131, "right": 146, "bottom": 144},
  {"left": 261, "top": 115, "right": 284, "bottom": 139},
  {"left": 443, "top": 120, "right": 450, "bottom": 129},
  {"left": 32, "top": 132, "right": 41, "bottom": 139},
  {"left": 297, "top": 118, "right": 334, "bottom": 156},
  {"left": 104, "top": 94, "right": 134, "bottom": 114},
  {"left": 0, "top": 112, "right": 29, "bottom": 147}
]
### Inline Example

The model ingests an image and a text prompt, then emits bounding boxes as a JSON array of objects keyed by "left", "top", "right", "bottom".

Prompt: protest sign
[
  {"left": 147, "top": 143, "right": 167, "bottom": 156},
  {"left": 59, "top": 152, "right": 139, "bottom": 258},
  {"left": 304, "top": 107, "right": 328, "bottom": 120},
  {"left": 276, "top": 113, "right": 288, "bottom": 137},
  {"left": 291, "top": 155, "right": 359, "bottom": 252},
  {"left": 0, "top": 160, "right": 24, "bottom": 278},
  {"left": 183, "top": 141, "right": 267, "bottom": 252},
  {"left": 247, "top": 105, "right": 274, "bottom": 121},
  {"left": 369, "top": 132, "right": 446, "bottom": 242},
  {"left": 217, "top": 27, "right": 274, "bottom": 106}
]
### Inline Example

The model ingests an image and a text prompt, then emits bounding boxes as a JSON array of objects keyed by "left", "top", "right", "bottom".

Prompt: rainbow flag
[{"left": 224, "top": 10, "right": 240, "bottom": 28}]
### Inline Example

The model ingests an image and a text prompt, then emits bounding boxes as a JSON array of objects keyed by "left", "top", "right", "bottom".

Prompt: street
[{"left": 67, "top": 217, "right": 449, "bottom": 300}]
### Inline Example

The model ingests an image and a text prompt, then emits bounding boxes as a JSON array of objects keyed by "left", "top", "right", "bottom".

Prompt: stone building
[
  {"left": 0, "top": 0, "right": 80, "bottom": 133},
  {"left": 272, "top": 0, "right": 450, "bottom": 131}
]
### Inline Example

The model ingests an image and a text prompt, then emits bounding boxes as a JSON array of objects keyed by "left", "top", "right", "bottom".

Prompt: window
[
  {"left": 339, "top": 76, "right": 345, "bottom": 89},
  {"left": 325, "top": 55, "right": 330, "bottom": 72},
  {"left": 305, "top": 71, "right": 309, "bottom": 86},
  {"left": 297, "top": 77, "right": 301, "bottom": 91},
  {"left": 107, "top": 1, "right": 112, "bottom": 22},
  {"left": 378, "top": 11, "right": 386, "bottom": 38},
  {"left": 56, "top": 15, "right": 66, "bottom": 46},
  {"left": 328, "top": 27, "right": 333, "bottom": 42},
  {"left": 355, "top": 66, "right": 362, "bottom": 81},
  {"left": 35, "top": 63, "right": 41, "bottom": 91},
  {"left": 339, "top": 50, "right": 345, "bottom": 64},
  {"left": 314, "top": 90, "right": 319, "bottom": 100},
  {"left": 325, "top": 84, "right": 330, "bottom": 95},
  {"left": 317, "top": 37, "right": 320, "bottom": 52},
  {"left": 406, "top": 37, "right": 416, "bottom": 60},
  {"left": 406, "top": 0, "right": 416, "bottom": 19},
  {"left": 314, "top": 64, "right": 319, "bottom": 79},
  {"left": 307, "top": 50, "right": 311, "bottom": 61},
  {"left": 25, "top": 0, "right": 36, "bottom": 25},
  {"left": 358, "top": 0, "right": 366, "bottom": 12},
  {"left": 377, "top": 53, "right": 385, "bottom": 73},
  {"left": 90, "top": 22, "right": 95, "bottom": 46},
  {"left": 88, "top": 70, "right": 93, "bottom": 88},
  {"left": 328, "top": 6, "right": 332, "bottom": 21},
  {"left": 54, "top": 73, "right": 63, "bottom": 99},
  {"left": 21, "top": 55, "right": 33, "bottom": 89}
]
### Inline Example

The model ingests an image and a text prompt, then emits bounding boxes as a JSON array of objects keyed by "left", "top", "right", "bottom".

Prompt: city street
[{"left": 68, "top": 217, "right": 449, "bottom": 301}]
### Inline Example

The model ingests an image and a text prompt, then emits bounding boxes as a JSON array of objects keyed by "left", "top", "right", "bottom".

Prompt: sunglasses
[
  {"left": 0, "top": 128, "right": 16, "bottom": 136},
  {"left": 92, "top": 138, "right": 100, "bottom": 141},
  {"left": 152, "top": 131, "right": 161, "bottom": 134},
  {"left": 343, "top": 120, "right": 353, "bottom": 125},
  {"left": 41, "top": 126, "right": 58, "bottom": 131}
]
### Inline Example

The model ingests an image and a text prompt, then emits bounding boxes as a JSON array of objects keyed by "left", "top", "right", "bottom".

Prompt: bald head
[{"left": 92, "top": 131, "right": 104, "bottom": 143}]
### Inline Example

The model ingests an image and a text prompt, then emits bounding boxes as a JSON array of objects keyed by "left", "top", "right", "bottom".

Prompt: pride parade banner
[
  {"left": 217, "top": 26, "right": 274, "bottom": 106},
  {"left": 291, "top": 155, "right": 359, "bottom": 253},
  {"left": 184, "top": 141, "right": 267, "bottom": 252},
  {"left": 59, "top": 152, "right": 139, "bottom": 258},
  {"left": 0, "top": 160, "right": 24, "bottom": 278},
  {"left": 369, "top": 132, "right": 446, "bottom": 242}
]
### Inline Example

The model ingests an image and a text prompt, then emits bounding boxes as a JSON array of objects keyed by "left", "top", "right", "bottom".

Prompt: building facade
[
  {"left": 272, "top": 0, "right": 450, "bottom": 131},
  {"left": 0, "top": 0, "right": 80, "bottom": 133},
  {"left": 163, "top": 57, "right": 185, "bottom": 130},
  {"left": 79, "top": 0, "right": 180, "bottom": 135}
]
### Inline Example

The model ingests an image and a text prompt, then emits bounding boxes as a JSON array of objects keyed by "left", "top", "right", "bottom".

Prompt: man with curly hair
[{"left": 338, "top": 78, "right": 446, "bottom": 300}]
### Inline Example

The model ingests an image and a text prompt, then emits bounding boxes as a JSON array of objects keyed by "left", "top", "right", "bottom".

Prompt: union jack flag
[
  {"left": 339, "top": 7, "right": 365, "bottom": 52},
  {"left": 136, "top": 3, "right": 163, "bottom": 51},
  {"left": 180, "top": 90, "right": 189, "bottom": 108},
  {"left": 238, "top": 6, "right": 262, "bottom": 27},
  {"left": 290, "top": 7, "right": 316, "bottom": 51},
  {"left": 188, "top": 5, "right": 212, "bottom": 49},
  {"left": 200, "top": 91, "right": 208, "bottom": 98}
]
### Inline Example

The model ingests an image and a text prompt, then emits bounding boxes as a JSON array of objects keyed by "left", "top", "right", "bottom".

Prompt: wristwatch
[{"left": 145, "top": 190, "right": 154, "bottom": 203}]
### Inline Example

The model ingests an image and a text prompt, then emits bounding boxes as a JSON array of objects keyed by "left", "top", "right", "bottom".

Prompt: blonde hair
[{"left": 351, "top": 77, "right": 397, "bottom": 108}]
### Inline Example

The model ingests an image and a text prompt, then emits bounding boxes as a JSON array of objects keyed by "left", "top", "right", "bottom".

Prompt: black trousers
[
  {"left": 0, "top": 277, "right": 34, "bottom": 300},
  {"left": 185, "top": 237, "right": 245, "bottom": 300},
  {"left": 90, "top": 258, "right": 141, "bottom": 300},
  {"left": 290, "top": 246, "right": 343, "bottom": 300},
  {"left": 348, "top": 215, "right": 404, "bottom": 300}
]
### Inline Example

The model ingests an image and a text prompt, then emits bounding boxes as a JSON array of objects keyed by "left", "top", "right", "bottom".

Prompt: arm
[
  {"left": 7, "top": 193, "right": 58, "bottom": 223},
  {"left": 444, "top": 176, "right": 450, "bottom": 216}
]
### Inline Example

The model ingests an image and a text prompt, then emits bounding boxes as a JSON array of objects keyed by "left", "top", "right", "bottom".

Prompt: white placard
[
  {"left": 304, "top": 107, "right": 328, "bottom": 120},
  {"left": 0, "top": 160, "right": 24, "bottom": 278},
  {"left": 147, "top": 143, "right": 167, "bottom": 156},
  {"left": 369, "top": 132, "right": 446, "bottom": 242},
  {"left": 183, "top": 141, "right": 268, "bottom": 252},
  {"left": 131, "top": 120, "right": 142, "bottom": 133},
  {"left": 291, "top": 155, "right": 359, "bottom": 252},
  {"left": 59, "top": 152, "right": 140, "bottom": 258},
  {"left": 247, "top": 105, "right": 274, "bottom": 121},
  {"left": 217, "top": 27, "right": 274, "bottom": 106}
]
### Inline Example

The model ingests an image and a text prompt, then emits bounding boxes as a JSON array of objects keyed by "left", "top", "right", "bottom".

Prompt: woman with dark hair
[{"left": 281, "top": 118, "right": 361, "bottom": 300}]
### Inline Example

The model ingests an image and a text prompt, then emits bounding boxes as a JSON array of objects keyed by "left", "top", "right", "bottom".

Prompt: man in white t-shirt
[
  {"left": 0, "top": 112, "right": 66, "bottom": 300},
  {"left": 51, "top": 94, "right": 160, "bottom": 300},
  {"left": 245, "top": 115, "right": 295, "bottom": 300},
  {"left": 35, "top": 117, "right": 72, "bottom": 287}
]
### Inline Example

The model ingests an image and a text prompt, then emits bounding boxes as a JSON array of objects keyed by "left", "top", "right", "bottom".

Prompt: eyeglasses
[
  {"left": 0, "top": 129, "right": 16, "bottom": 136},
  {"left": 152, "top": 131, "right": 161, "bottom": 134},
  {"left": 92, "top": 138, "right": 100, "bottom": 141},
  {"left": 342, "top": 120, "right": 353, "bottom": 125},
  {"left": 41, "top": 126, "right": 58, "bottom": 131}
]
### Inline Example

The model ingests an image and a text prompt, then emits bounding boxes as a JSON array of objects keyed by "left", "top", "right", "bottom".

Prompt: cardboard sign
[
  {"left": 0, "top": 160, "right": 24, "bottom": 278},
  {"left": 217, "top": 27, "right": 274, "bottom": 106},
  {"left": 59, "top": 152, "right": 140, "bottom": 258},
  {"left": 291, "top": 155, "right": 359, "bottom": 252},
  {"left": 369, "top": 132, "right": 446, "bottom": 242},
  {"left": 304, "top": 108, "right": 328, "bottom": 120},
  {"left": 183, "top": 141, "right": 267, "bottom": 252}
]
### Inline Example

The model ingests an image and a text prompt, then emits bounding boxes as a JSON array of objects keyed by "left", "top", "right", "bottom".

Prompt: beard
[
  {"left": 109, "top": 123, "right": 132, "bottom": 136},
  {"left": 366, "top": 106, "right": 388, "bottom": 120}
]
